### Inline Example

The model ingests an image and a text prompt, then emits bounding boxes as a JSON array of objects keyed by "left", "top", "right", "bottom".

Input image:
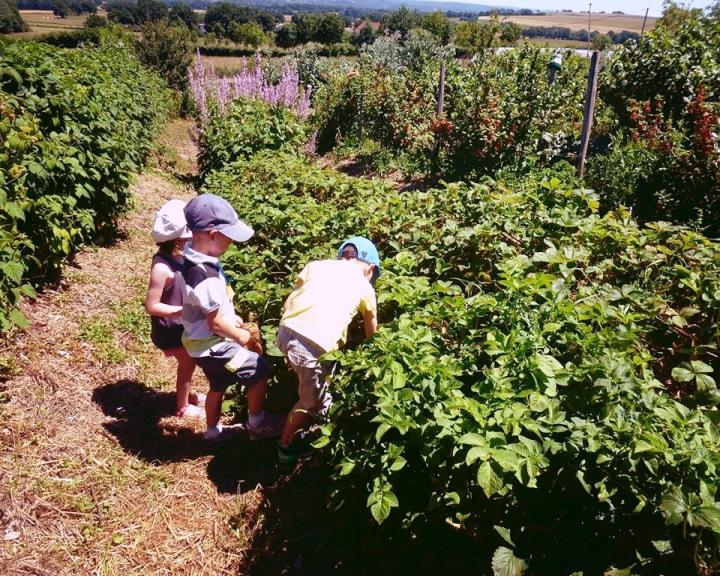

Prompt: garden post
[
  {"left": 437, "top": 62, "right": 446, "bottom": 117},
  {"left": 578, "top": 50, "right": 600, "bottom": 178}
]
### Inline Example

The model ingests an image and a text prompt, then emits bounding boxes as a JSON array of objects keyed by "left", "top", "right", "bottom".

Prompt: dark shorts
[
  {"left": 195, "top": 341, "right": 271, "bottom": 393},
  {"left": 151, "top": 322, "right": 183, "bottom": 350}
]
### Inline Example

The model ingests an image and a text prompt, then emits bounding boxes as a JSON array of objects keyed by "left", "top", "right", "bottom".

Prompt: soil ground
[{"left": 0, "top": 118, "right": 276, "bottom": 575}]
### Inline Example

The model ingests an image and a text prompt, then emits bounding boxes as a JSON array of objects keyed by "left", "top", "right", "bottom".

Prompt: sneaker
[
  {"left": 177, "top": 404, "right": 204, "bottom": 418},
  {"left": 189, "top": 392, "right": 207, "bottom": 407},
  {"left": 277, "top": 435, "right": 314, "bottom": 464},
  {"left": 247, "top": 413, "right": 287, "bottom": 440},
  {"left": 203, "top": 423, "right": 245, "bottom": 441}
]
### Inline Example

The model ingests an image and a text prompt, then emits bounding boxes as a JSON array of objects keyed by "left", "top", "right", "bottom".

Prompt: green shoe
[{"left": 277, "top": 436, "right": 314, "bottom": 464}]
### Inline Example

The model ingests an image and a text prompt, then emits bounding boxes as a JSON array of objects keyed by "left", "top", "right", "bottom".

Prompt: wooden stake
[
  {"left": 641, "top": 8, "right": 649, "bottom": 36},
  {"left": 437, "top": 62, "right": 446, "bottom": 117},
  {"left": 579, "top": 51, "right": 600, "bottom": 178}
]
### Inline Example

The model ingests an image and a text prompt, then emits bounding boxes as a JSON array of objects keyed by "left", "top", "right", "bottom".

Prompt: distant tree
[
  {"left": 591, "top": 32, "right": 612, "bottom": 50},
  {"left": 292, "top": 13, "right": 319, "bottom": 43},
  {"left": 0, "top": 0, "right": 26, "bottom": 32},
  {"left": 84, "top": 12, "right": 106, "bottom": 27},
  {"left": 315, "top": 12, "right": 344, "bottom": 44},
  {"left": 51, "top": 0, "right": 69, "bottom": 17},
  {"left": 381, "top": 6, "right": 418, "bottom": 40},
  {"left": 135, "top": 0, "right": 165, "bottom": 24},
  {"left": 420, "top": 10, "right": 451, "bottom": 43},
  {"left": 660, "top": 0, "right": 704, "bottom": 32},
  {"left": 253, "top": 9, "right": 278, "bottom": 33},
  {"left": 204, "top": 2, "right": 276, "bottom": 38},
  {"left": 710, "top": 1, "right": 720, "bottom": 18},
  {"left": 229, "top": 21, "right": 265, "bottom": 46},
  {"left": 351, "top": 21, "right": 376, "bottom": 46},
  {"left": 108, "top": 0, "right": 137, "bottom": 25},
  {"left": 454, "top": 18, "right": 499, "bottom": 52},
  {"left": 499, "top": 21, "right": 521, "bottom": 45},
  {"left": 204, "top": 2, "right": 238, "bottom": 35},
  {"left": 69, "top": 0, "right": 95, "bottom": 15},
  {"left": 275, "top": 22, "right": 298, "bottom": 47},
  {"left": 136, "top": 19, "right": 193, "bottom": 91},
  {"left": 168, "top": 2, "right": 196, "bottom": 30}
]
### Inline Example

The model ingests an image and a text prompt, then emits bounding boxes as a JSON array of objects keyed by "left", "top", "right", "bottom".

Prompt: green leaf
[
  {"left": 691, "top": 360, "right": 713, "bottom": 374},
  {"left": 8, "top": 309, "right": 29, "bottom": 329},
  {"left": 459, "top": 432, "right": 487, "bottom": 446},
  {"left": 311, "top": 435, "right": 330, "bottom": 448},
  {"left": 651, "top": 540, "right": 673, "bottom": 554},
  {"left": 696, "top": 373, "right": 716, "bottom": 392},
  {"left": 491, "top": 546, "right": 528, "bottom": 576},
  {"left": 466, "top": 446, "right": 489, "bottom": 465},
  {"left": 671, "top": 365, "right": 695, "bottom": 383},
  {"left": 494, "top": 525, "right": 515, "bottom": 546},
  {"left": 477, "top": 461, "right": 503, "bottom": 498},
  {"left": 338, "top": 460, "right": 355, "bottom": 476},
  {"left": 368, "top": 487, "right": 398, "bottom": 525},
  {"left": 660, "top": 488, "right": 688, "bottom": 525},
  {"left": 1, "top": 262, "right": 24, "bottom": 284},
  {"left": 536, "top": 353, "right": 563, "bottom": 377},
  {"left": 389, "top": 455, "right": 407, "bottom": 472},
  {"left": 604, "top": 566, "right": 637, "bottom": 576},
  {"left": 693, "top": 506, "right": 720, "bottom": 532},
  {"left": 375, "top": 423, "right": 391, "bottom": 443}
]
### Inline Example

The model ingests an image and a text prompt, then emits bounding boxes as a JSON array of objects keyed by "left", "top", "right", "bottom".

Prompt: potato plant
[{"left": 198, "top": 111, "right": 720, "bottom": 571}]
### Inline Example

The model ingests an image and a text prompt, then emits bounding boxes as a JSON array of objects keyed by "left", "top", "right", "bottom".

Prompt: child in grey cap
[{"left": 178, "top": 193, "right": 285, "bottom": 441}]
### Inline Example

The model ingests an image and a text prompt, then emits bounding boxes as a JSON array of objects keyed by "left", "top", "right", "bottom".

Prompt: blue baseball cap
[
  {"left": 184, "top": 193, "right": 254, "bottom": 243},
  {"left": 338, "top": 236, "right": 381, "bottom": 280}
]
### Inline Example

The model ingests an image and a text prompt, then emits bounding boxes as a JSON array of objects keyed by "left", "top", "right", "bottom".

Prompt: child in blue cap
[{"left": 276, "top": 236, "right": 380, "bottom": 463}]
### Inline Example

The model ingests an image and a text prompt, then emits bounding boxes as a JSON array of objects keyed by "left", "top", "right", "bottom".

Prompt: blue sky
[{"left": 485, "top": 0, "right": 716, "bottom": 17}]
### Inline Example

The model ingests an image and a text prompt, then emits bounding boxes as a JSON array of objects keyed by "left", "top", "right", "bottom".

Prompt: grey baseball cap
[{"left": 184, "top": 193, "right": 254, "bottom": 243}]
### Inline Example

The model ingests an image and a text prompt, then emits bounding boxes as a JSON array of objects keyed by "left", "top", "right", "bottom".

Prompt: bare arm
[
  {"left": 145, "top": 262, "right": 181, "bottom": 317},
  {"left": 282, "top": 277, "right": 304, "bottom": 313},
  {"left": 207, "top": 308, "right": 251, "bottom": 346},
  {"left": 363, "top": 309, "right": 378, "bottom": 338}
]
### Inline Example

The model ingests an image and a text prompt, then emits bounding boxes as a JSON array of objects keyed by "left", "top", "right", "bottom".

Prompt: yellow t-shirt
[{"left": 279, "top": 259, "right": 377, "bottom": 352}]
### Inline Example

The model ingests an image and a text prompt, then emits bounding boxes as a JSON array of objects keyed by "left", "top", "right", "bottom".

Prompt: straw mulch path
[{"left": 0, "top": 118, "right": 264, "bottom": 575}]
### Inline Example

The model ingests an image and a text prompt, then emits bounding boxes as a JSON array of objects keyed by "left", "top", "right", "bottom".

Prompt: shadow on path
[{"left": 93, "top": 379, "right": 211, "bottom": 462}]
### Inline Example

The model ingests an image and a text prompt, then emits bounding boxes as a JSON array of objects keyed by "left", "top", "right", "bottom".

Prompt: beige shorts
[{"left": 277, "top": 326, "right": 333, "bottom": 417}]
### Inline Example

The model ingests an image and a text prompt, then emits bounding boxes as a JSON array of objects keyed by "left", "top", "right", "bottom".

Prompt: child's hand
[{"left": 240, "top": 322, "right": 263, "bottom": 355}]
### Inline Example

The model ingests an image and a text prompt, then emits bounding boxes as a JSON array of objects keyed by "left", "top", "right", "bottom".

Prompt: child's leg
[
  {"left": 205, "top": 390, "right": 224, "bottom": 428},
  {"left": 174, "top": 348, "right": 197, "bottom": 412},
  {"left": 247, "top": 377, "right": 268, "bottom": 416},
  {"left": 280, "top": 406, "right": 314, "bottom": 446}
]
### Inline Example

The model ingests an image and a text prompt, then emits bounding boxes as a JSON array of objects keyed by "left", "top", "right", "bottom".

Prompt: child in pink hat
[{"left": 145, "top": 199, "right": 204, "bottom": 418}]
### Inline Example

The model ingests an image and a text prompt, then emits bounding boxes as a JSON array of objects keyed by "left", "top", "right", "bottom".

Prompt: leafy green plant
[
  {"left": 0, "top": 29, "right": 171, "bottom": 332},
  {"left": 595, "top": 8, "right": 720, "bottom": 232},
  {"left": 198, "top": 141, "right": 720, "bottom": 574},
  {"left": 197, "top": 98, "right": 307, "bottom": 178},
  {"left": 194, "top": 41, "right": 720, "bottom": 573}
]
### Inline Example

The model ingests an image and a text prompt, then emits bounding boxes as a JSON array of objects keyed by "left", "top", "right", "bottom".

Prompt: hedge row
[{"left": 0, "top": 30, "right": 172, "bottom": 331}]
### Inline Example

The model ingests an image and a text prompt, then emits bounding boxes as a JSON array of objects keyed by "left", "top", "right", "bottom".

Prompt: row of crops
[
  {"left": 193, "top": 81, "right": 720, "bottom": 573},
  {"left": 0, "top": 29, "right": 171, "bottom": 330}
]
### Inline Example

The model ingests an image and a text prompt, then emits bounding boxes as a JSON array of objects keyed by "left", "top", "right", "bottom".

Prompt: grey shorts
[
  {"left": 277, "top": 326, "right": 333, "bottom": 417},
  {"left": 195, "top": 341, "right": 271, "bottom": 393}
]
